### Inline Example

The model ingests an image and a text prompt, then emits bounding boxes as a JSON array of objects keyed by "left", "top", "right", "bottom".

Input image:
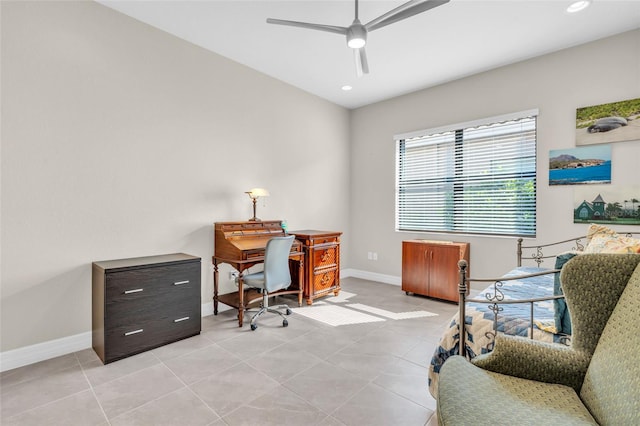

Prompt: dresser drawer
[
  {"left": 105, "top": 262, "right": 199, "bottom": 301},
  {"left": 104, "top": 307, "right": 200, "bottom": 362},
  {"left": 313, "top": 246, "right": 338, "bottom": 269}
]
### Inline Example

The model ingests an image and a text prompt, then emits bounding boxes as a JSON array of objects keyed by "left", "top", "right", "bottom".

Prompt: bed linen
[{"left": 428, "top": 266, "right": 568, "bottom": 398}]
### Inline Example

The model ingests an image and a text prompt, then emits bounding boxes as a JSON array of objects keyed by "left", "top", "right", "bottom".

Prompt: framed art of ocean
[{"left": 549, "top": 145, "right": 611, "bottom": 185}]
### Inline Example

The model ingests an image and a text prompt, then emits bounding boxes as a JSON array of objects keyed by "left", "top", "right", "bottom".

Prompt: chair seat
[{"left": 438, "top": 356, "right": 597, "bottom": 426}]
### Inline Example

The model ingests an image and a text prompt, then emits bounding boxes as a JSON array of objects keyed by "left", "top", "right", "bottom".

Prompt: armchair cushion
[{"left": 438, "top": 356, "right": 597, "bottom": 425}]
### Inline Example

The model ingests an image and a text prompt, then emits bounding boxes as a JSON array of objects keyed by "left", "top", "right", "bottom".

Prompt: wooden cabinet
[
  {"left": 291, "top": 230, "right": 342, "bottom": 305},
  {"left": 92, "top": 253, "right": 201, "bottom": 364},
  {"left": 402, "top": 240, "right": 469, "bottom": 303}
]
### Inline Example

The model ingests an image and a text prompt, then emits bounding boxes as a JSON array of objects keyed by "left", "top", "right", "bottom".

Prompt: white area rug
[{"left": 291, "top": 303, "right": 385, "bottom": 326}]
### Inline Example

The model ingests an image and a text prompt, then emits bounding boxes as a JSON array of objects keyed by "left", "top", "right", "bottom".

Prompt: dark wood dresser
[
  {"left": 402, "top": 240, "right": 469, "bottom": 303},
  {"left": 291, "top": 230, "right": 342, "bottom": 305},
  {"left": 92, "top": 253, "right": 201, "bottom": 364}
]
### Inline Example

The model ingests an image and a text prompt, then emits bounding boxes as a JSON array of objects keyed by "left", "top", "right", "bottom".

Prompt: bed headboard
[{"left": 517, "top": 232, "right": 640, "bottom": 267}]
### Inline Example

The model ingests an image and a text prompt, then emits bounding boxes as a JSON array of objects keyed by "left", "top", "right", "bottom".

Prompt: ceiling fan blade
[
  {"left": 266, "top": 18, "right": 347, "bottom": 35},
  {"left": 354, "top": 47, "right": 369, "bottom": 78},
  {"left": 365, "top": 0, "right": 449, "bottom": 32}
]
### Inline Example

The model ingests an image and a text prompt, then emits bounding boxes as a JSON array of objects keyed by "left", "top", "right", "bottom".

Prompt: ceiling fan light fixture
[
  {"left": 346, "top": 21, "right": 367, "bottom": 49},
  {"left": 348, "top": 37, "right": 366, "bottom": 49}
]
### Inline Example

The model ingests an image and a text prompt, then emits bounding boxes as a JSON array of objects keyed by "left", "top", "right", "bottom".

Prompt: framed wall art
[
  {"left": 549, "top": 145, "right": 611, "bottom": 185},
  {"left": 576, "top": 97, "right": 640, "bottom": 146},
  {"left": 574, "top": 185, "right": 640, "bottom": 225}
]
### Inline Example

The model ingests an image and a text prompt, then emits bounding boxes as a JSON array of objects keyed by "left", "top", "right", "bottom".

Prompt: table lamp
[{"left": 245, "top": 188, "right": 269, "bottom": 221}]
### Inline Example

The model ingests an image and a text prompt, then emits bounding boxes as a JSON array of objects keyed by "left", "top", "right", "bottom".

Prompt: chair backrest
[
  {"left": 579, "top": 258, "right": 640, "bottom": 425},
  {"left": 561, "top": 253, "right": 640, "bottom": 355},
  {"left": 557, "top": 253, "right": 640, "bottom": 392},
  {"left": 263, "top": 235, "right": 295, "bottom": 293}
]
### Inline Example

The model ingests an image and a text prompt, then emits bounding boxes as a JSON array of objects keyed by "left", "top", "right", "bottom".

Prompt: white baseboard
[
  {"left": 0, "top": 331, "right": 92, "bottom": 373},
  {"left": 341, "top": 268, "right": 401, "bottom": 286},
  {"left": 1, "top": 270, "right": 396, "bottom": 372}
]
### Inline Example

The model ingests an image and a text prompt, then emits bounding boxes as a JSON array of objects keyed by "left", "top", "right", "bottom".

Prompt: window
[{"left": 395, "top": 110, "right": 537, "bottom": 237}]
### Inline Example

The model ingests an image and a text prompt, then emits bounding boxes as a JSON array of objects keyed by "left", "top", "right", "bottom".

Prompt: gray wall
[
  {"left": 349, "top": 28, "right": 640, "bottom": 279},
  {"left": 1, "top": 1, "right": 350, "bottom": 352}
]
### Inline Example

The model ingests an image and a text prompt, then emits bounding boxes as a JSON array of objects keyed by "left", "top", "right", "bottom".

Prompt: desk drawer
[
  {"left": 313, "top": 246, "right": 338, "bottom": 269},
  {"left": 309, "top": 236, "right": 340, "bottom": 247},
  {"left": 312, "top": 268, "right": 337, "bottom": 294}
]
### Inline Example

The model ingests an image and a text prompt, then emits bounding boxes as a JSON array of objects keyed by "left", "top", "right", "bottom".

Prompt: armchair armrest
[{"left": 471, "top": 334, "right": 590, "bottom": 392}]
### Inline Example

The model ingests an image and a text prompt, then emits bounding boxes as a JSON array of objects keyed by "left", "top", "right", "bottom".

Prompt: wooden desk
[{"left": 212, "top": 221, "right": 304, "bottom": 327}]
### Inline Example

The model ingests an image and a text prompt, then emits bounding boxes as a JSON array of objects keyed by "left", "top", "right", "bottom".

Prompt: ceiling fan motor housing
[{"left": 347, "top": 20, "right": 367, "bottom": 48}]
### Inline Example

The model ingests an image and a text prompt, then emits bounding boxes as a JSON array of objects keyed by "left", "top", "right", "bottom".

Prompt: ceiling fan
[{"left": 266, "top": 0, "right": 450, "bottom": 77}]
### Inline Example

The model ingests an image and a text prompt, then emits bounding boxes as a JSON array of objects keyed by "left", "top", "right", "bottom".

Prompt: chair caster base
[
  {"left": 283, "top": 319, "right": 288, "bottom": 327},
  {"left": 250, "top": 323, "right": 258, "bottom": 331},
  {"left": 285, "top": 308, "right": 292, "bottom": 315}
]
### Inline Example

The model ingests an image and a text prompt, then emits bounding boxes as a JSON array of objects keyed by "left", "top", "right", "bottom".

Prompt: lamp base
[{"left": 248, "top": 217, "right": 262, "bottom": 222}]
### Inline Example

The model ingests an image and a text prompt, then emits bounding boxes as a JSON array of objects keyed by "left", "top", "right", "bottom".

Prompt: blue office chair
[{"left": 243, "top": 235, "right": 295, "bottom": 331}]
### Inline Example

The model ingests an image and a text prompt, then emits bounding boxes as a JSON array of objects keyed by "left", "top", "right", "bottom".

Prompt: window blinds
[{"left": 396, "top": 113, "right": 537, "bottom": 237}]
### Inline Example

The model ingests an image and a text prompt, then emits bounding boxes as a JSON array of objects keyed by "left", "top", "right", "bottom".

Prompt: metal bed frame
[{"left": 458, "top": 232, "right": 640, "bottom": 357}]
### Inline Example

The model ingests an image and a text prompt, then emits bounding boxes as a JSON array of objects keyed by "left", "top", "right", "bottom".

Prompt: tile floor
[{"left": 0, "top": 277, "right": 458, "bottom": 426}]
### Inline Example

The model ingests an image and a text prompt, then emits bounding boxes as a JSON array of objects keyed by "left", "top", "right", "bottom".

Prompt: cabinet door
[
  {"left": 401, "top": 242, "right": 429, "bottom": 294},
  {"left": 428, "top": 245, "right": 461, "bottom": 302}
]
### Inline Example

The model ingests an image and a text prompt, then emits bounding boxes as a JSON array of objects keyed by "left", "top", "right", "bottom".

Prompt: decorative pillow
[
  {"left": 554, "top": 252, "right": 578, "bottom": 335},
  {"left": 585, "top": 223, "right": 617, "bottom": 244},
  {"left": 584, "top": 233, "right": 640, "bottom": 254}
]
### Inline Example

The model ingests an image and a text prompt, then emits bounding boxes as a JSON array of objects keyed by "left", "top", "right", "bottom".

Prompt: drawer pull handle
[
  {"left": 124, "top": 288, "right": 143, "bottom": 294},
  {"left": 124, "top": 329, "right": 143, "bottom": 336},
  {"left": 174, "top": 280, "right": 190, "bottom": 286},
  {"left": 174, "top": 317, "right": 190, "bottom": 323}
]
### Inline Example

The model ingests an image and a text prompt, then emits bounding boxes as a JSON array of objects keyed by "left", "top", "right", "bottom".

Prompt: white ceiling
[{"left": 98, "top": 1, "right": 640, "bottom": 109}]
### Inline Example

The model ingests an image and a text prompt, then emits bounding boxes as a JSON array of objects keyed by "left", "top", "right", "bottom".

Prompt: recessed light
[
  {"left": 567, "top": 0, "right": 591, "bottom": 13},
  {"left": 341, "top": 85, "right": 353, "bottom": 91}
]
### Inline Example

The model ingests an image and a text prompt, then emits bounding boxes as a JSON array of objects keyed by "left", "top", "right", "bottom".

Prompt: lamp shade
[{"left": 246, "top": 188, "right": 270, "bottom": 198}]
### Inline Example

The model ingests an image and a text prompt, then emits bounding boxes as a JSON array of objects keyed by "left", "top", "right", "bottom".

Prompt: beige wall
[
  {"left": 1, "top": 1, "right": 350, "bottom": 352},
  {"left": 349, "top": 29, "right": 640, "bottom": 279},
  {"left": 2, "top": 0, "right": 639, "bottom": 357}
]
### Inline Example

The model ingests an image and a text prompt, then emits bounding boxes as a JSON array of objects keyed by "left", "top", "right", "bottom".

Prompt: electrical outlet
[
  {"left": 372, "top": 252, "right": 378, "bottom": 261},
  {"left": 367, "top": 252, "right": 373, "bottom": 260}
]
